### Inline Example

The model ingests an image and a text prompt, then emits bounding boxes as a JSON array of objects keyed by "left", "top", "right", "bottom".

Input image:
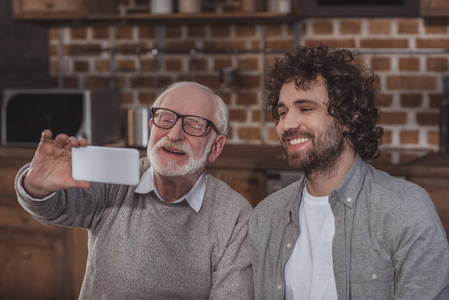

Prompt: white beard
[{"left": 147, "top": 136, "right": 215, "bottom": 177}]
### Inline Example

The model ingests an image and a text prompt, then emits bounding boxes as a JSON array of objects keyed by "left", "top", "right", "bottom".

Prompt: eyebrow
[{"left": 276, "top": 99, "right": 320, "bottom": 110}]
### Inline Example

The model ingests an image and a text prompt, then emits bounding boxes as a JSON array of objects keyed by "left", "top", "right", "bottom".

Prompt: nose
[
  {"left": 279, "top": 111, "right": 301, "bottom": 132},
  {"left": 167, "top": 119, "right": 185, "bottom": 141}
]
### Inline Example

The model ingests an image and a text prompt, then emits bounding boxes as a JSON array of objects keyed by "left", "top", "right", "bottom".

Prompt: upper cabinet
[{"left": 421, "top": 0, "right": 449, "bottom": 17}]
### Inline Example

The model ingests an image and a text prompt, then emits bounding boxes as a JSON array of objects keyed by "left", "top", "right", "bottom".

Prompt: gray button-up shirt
[{"left": 249, "top": 155, "right": 449, "bottom": 299}]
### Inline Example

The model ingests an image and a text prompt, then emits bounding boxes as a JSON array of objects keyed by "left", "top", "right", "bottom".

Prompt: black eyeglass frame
[{"left": 151, "top": 107, "right": 221, "bottom": 137}]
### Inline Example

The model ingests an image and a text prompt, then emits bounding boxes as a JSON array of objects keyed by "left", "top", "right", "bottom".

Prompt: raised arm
[{"left": 23, "top": 129, "right": 91, "bottom": 198}]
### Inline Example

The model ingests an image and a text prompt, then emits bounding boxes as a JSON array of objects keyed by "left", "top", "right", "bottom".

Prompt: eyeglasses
[{"left": 151, "top": 107, "right": 221, "bottom": 137}]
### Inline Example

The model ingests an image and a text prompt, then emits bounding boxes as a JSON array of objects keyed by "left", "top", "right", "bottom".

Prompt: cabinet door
[
  {"left": 0, "top": 231, "right": 71, "bottom": 300},
  {"left": 421, "top": 0, "right": 449, "bottom": 16},
  {"left": 221, "top": 170, "right": 266, "bottom": 207}
]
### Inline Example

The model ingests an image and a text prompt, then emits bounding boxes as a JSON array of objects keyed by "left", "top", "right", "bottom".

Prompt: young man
[
  {"left": 15, "top": 82, "right": 253, "bottom": 299},
  {"left": 248, "top": 44, "right": 449, "bottom": 299}
]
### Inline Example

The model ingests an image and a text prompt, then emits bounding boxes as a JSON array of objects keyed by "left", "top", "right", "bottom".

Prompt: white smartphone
[{"left": 72, "top": 146, "right": 140, "bottom": 185}]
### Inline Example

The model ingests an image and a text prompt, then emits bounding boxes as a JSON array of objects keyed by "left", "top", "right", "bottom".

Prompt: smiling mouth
[
  {"left": 288, "top": 137, "right": 310, "bottom": 145},
  {"left": 163, "top": 147, "right": 185, "bottom": 155}
]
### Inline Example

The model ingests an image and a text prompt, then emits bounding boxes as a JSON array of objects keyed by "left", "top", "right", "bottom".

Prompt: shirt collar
[{"left": 135, "top": 166, "right": 206, "bottom": 213}]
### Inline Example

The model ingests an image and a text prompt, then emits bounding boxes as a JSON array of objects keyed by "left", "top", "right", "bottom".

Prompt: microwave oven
[{"left": 1, "top": 89, "right": 122, "bottom": 147}]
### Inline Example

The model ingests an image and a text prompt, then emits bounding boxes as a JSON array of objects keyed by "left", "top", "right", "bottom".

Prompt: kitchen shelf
[{"left": 14, "top": 11, "right": 299, "bottom": 25}]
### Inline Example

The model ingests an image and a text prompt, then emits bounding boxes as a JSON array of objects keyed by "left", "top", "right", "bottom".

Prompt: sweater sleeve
[{"left": 15, "top": 163, "right": 113, "bottom": 229}]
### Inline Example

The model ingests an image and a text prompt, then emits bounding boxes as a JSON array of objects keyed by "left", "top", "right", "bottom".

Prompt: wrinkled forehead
[{"left": 159, "top": 86, "right": 217, "bottom": 121}]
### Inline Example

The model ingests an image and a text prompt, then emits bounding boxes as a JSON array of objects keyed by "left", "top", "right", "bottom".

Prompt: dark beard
[{"left": 283, "top": 120, "right": 345, "bottom": 176}]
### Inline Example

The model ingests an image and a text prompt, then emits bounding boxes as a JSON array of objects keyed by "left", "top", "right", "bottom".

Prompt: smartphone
[{"left": 72, "top": 146, "right": 140, "bottom": 185}]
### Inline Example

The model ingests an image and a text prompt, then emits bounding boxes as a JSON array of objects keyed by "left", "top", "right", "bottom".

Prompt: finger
[
  {"left": 40, "top": 129, "right": 53, "bottom": 143},
  {"left": 79, "top": 138, "right": 89, "bottom": 147},
  {"left": 74, "top": 180, "right": 91, "bottom": 189},
  {"left": 53, "top": 133, "right": 70, "bottom": 148},
  {"left": 67, "top": 136, "right": 80, "bottom": 148}
]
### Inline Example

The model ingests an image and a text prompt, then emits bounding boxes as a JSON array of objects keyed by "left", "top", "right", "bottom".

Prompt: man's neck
[
  {"left": 305, "top": 150, "right": 356, "bottom": 197},
  {"left": 153, "top": 171, "right": 202, "bottom": 203}
]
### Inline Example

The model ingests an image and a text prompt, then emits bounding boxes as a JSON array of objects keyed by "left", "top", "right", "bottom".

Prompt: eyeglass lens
[{"left": 153, "top": 109, "right": 208, "bottom": 136}]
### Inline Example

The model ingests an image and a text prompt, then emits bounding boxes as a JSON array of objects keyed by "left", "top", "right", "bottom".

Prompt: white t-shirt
[{"left": 285, "top": 186, "right": 338, "bottom": 300}]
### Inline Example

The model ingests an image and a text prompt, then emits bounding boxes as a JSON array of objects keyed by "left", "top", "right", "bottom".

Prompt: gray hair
[{"left": 153, "top": 81, "right": 230, "bottom": 135}]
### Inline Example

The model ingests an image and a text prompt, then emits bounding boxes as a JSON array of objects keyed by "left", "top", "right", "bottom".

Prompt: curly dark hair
[{"left": 264, "top": 43, "right": 384, "bottom": 161}]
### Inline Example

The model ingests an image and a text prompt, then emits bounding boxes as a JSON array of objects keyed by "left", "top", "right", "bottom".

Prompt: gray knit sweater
[{"left": 15, "top": 158, "right": 253, "bottom": 299}]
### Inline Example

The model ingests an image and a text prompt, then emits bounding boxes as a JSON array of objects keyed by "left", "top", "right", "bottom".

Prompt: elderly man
[
  {"left": 248, "top": 44, "right": 449, "bottom": 299},
  {"left": 15, "top": 81, "right": 253, "bottom": 299}
]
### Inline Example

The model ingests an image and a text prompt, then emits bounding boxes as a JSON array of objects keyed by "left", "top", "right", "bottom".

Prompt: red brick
[
  {"left": 400, "top": 94, "right": 422, "bottom": 107},
  {"left": 165, "top": 26, "right": 182, "bottom": 38},
  {"left": 48, "top": 27, "right": 58, "bottom": 40},
  {"left": 368, "top": 20, "right": 391, "bottom": 34},
  {"left": 92, "top": 27, "right": 109, "bottom": 39},
  {"left": 115, "top": 26, "right": 133, "bottom": 39},
  {"left": 49, "top": 44, "right": 58, "bottom": 56},
  {"left": 74, "top": 60, "right": 89, "bottom": 72},
  {"left": 416, "top": 38, "right": 449, "bottom": 48},
  {"left": 117, "top": 59, "right": 136, "bottom": 72},
  {"left": 236, "top": 91, "right": 259, "bottom": 105},
  {"left": 340, "top": 20, "right": 362, "bottom": 35},
  {"left": 416, "top": 111, "right": 439, "bottom": 126},
  {"left": 141, "top": 59, "right": 156, "bottom": 72},
  {"left": 138, "top": 92, "right": 158, "bottom": 105},
  {"left": 427, "top": 57, "right": 449, "bottom": 72},
  {"left": 267, "top": 127, "right": 279, "bottom": 141},
  {"left": 229, "top": 109, "right": 247, "bottom": 122},
  {"left": 95, "top": 60, "right": 111, "bottom": 72},
  {"left": 312, "top": 21, "right": 334, "bottom": 35},
  {"left": 399, "top": 57, "right": 419, "bottom": 71},
  {"left": 428, "top": 130, "right": 439, "bottom": 145},
  {"left": 429, "top": 94, "right": 443, "bottom": 108},
  {"left": 397, "top": 19, "right": 419, "bottom": 34},
  {"left": 400, "top": 130, "right": 419, "bottom": 144},
  {"left": 187, "top": 25, "right": 206, "bottom": 37},
  {"left": 371, "top": 57, "right": 391, "bottom": 71},
  {"left": 70, "top": 27, "right": 88, "bottom": 39},
  {"left": 84, "top": 76, "right": 111, "bottom": 89},
  {"left": 235, "top": 25, "right": 257, "bottom": 37},
  {"left": 373, "top": 152, "right": 392, "bottom": 164},
  {"left": 266, "top": 25, "right": 284, "bottom": 37},
  {"left": 379, "top": 112, "right": 407, "bottom": 125},
  {"left": 360, "top": 39, "right": 408, "bottom": 48},
  {"left": 64, "top": 43, "right": 103, "bottom": 56},
  {"left": 237, "top": 57, "right": 259, "bottom": 71},
  {"left": 210, "top": 25, "right": 231, "bottom": 37},
  {"left": 138, "top": 26, "right": 156, "bottom": 38},
  {"left": 387, "top": 75, "right": 437, "bottom": 90},
  {"left": 165, "top": 58, "right": 183, "bottom": 72},
  {"left": 382, "top": 129, "right": 392, "bottom": 144},
  {"left": 304, "top": 39, "right": 355, "bottom": 49},
  {"left": 238, "top": 127, "right": 261, "bottom": 140},
  {"left": 375, "top": 94, "right": 393, "bottom": 107}
]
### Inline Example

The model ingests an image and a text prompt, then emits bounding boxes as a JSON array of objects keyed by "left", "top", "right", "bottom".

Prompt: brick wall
[{"left": 49, "top": 17, "right": 449, "bottom": 164}]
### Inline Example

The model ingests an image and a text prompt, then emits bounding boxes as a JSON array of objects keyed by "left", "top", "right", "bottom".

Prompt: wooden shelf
[{"left": 13, "top": 11, "right": 298, "bottom": 25}]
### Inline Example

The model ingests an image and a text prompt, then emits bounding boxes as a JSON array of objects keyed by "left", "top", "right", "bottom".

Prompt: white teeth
[
  {"left": 289, "top": 137, "right": 310, "bottom": 145},
  {"left": 164, "top": 148, "right": 184, "bottom": 154}
]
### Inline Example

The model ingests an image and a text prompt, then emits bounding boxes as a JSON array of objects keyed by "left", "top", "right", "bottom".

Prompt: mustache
[
  {"left": 154, "top": 137, "right": 193, "bottom": 156},
  {"left": 281, "top": 129, "right": 314, "bottom": 142}
]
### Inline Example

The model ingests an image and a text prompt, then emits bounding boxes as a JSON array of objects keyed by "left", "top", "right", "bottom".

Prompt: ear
[
  {"left": 149, "top": 119, "right": 154, "bottom": 130},
  {"left": 208, "top": 135, "right": 227, "bottom": 163}
]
